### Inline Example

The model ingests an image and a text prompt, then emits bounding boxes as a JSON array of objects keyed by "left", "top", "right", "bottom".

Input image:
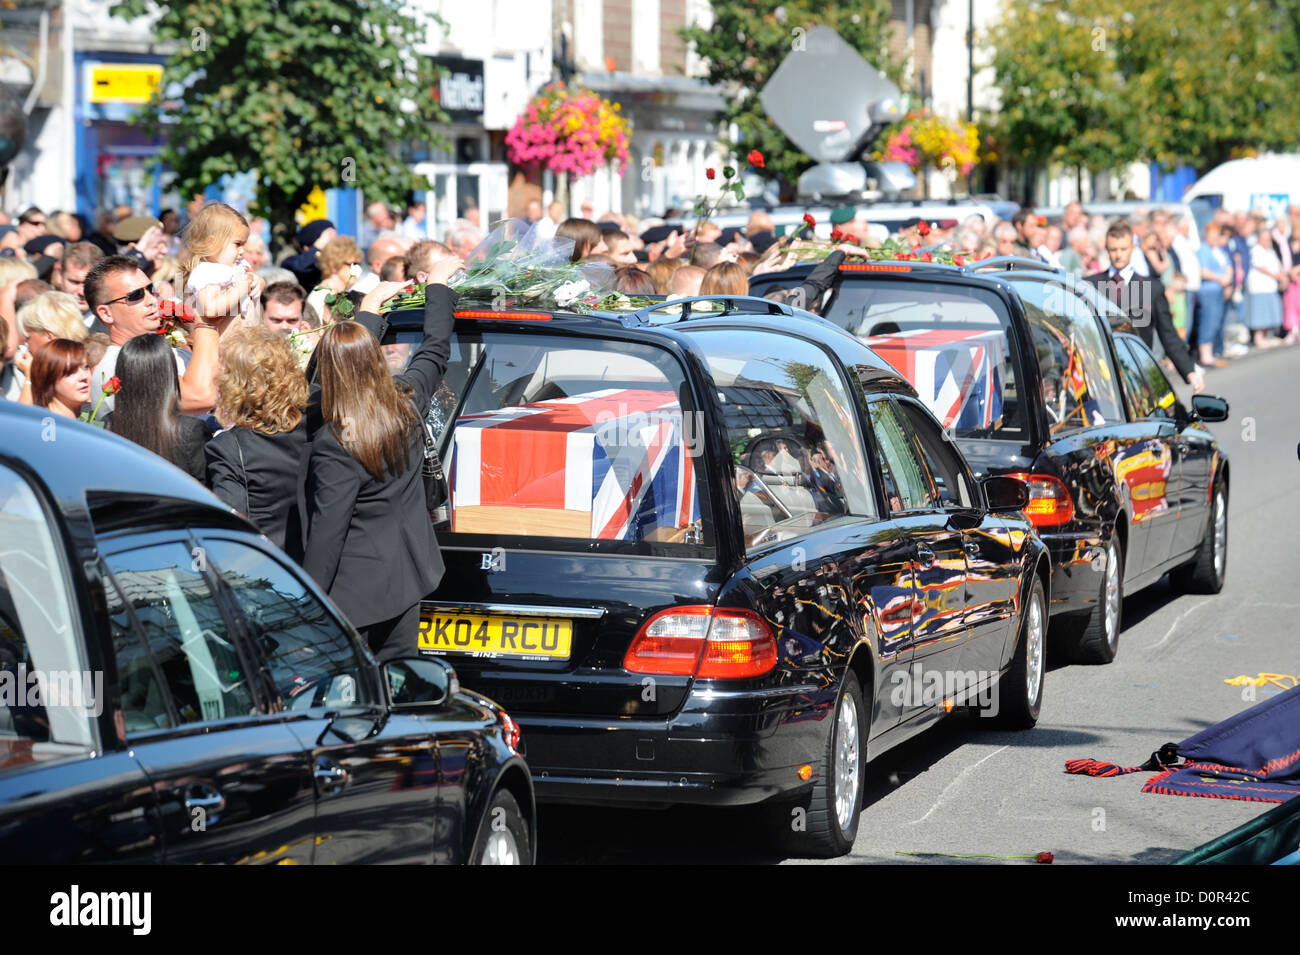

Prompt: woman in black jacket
[
  {"left": 302, "top": 261, "right": 460, "bottom": 661},
  {"left": 206, "top": 325, "right": 310, "bottom": 555},
  {"left": 109, "top": 333, "right": 209, "bottom": 482}
]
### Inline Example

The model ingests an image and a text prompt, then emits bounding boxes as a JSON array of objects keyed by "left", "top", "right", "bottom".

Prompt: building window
[
  {"left": 633, "top": 0, "right": 661, "bottom": 75},
  {"left": 574, "top": 0, "right": 604, "bottom": 71}
]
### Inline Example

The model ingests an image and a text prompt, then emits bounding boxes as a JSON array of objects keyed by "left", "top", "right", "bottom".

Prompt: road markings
[{"left": 906, "top": 745, "right": 1009, "bottom": 826}]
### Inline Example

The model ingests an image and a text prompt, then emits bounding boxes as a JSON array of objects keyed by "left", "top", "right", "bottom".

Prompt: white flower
[{"left": 553, "top": 279, "right": 591, "bottom": 308}]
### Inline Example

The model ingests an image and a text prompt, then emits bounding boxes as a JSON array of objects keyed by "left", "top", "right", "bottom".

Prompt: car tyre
[
  {"left": 773, "top": 670, "right": 866, "bottom": 859},
  {"left": 1170, "top": 482, "right": 1227, "bottom": 594},
  {"left": 469, "top": 789, "right": 531, "bottom": 865},
  {"left": 991, "top": 575, "right": 1046, "bottom": 728},
  {"left": 1061, "top": 536, "right": 1123, "bottom": 665}
]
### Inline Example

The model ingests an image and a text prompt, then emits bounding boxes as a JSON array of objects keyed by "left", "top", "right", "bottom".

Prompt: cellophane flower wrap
[
  {"left": 381, "top": 219, "right": 656, "bottom": 314},
  {"left": 505, "top": 82, "right": 631, "bottom": 179}
]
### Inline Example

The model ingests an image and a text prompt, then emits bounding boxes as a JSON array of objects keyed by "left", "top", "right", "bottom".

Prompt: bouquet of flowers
[
  {"left": 505, "top": 82, "right": 631, "bottom": 179},
  {"left": 874, "top": 109, "right": 981, "bottom": 179},
  {"left": 758, "top": 221, "right": 966, "bottom": 270},
  {"left": 381, "top": 218, "right": 659, "bottom": 314},
  {"left": 156, "top": 298, "right": 198, "bottom": 348}
]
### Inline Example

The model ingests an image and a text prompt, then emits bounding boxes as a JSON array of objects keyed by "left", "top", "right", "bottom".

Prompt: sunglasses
[{"left": 104, "top": 282, "right": 156, "bottom": 306}]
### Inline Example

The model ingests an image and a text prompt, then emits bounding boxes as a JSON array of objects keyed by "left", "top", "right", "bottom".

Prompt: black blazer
[
  {"left": 1083, "top": 269, "right": 1196, "bottom": 381},
  {"left": 300, "top": 285, "right": 455, "bottom": 629},
  {"left": 206, "top": 424, "right": 308, "bottom": 558}
]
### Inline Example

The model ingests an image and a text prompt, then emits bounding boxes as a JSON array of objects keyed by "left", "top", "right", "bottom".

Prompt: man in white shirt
[
  {"left": 353, "top": 233, "right": 411, "bottom": 295},
  {"left": 532, "top": 201, "right": 563, "bottom": 242},
  {"left": 51, "top": 241, "right": 104, "bottom": 326},
  {"left": 85, "top": 256, "right": 219, "bottom": 413}
]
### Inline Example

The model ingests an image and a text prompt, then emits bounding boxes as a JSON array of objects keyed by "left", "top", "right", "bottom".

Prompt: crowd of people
[{"left": 1, "top": 188, "right": 1290, "bottom": 653}]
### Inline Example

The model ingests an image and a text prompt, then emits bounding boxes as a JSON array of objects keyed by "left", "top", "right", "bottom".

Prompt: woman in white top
[{"left": 1245, "top": 219, "right": 1287, "bottom": 348}]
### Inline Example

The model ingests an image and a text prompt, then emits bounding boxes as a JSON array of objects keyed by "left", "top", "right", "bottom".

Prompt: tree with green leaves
[
  {"left": 681, "top": 1, "right": 896, "bottom": 196},
  {"left": 987, "top": 0, "right": 1298, "bottom": 178},
  {"left": 111, "top": 0, "right": 449, "bottom": 251}
]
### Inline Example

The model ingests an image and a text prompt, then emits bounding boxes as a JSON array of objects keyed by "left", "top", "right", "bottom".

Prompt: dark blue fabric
[{"left": 1142, "top": 685, "right": 1300, "bottom": 803}]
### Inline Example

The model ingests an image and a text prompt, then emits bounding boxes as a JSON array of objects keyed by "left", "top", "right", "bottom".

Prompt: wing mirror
[
  {"left": 982, "top": 474, "right": 1030, "bottom": 513},
  {"left": 1190, "top": 394, "right": 1229, "bottom": 423},
  {"left": 384, "top": 656, "right": 458, "bottom": 710}
]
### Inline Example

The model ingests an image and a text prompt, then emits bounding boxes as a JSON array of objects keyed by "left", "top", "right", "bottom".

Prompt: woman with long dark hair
[
  {"left": 109, "top": 332, "right": 208, "bottom": 482},
  {"left": 302, "top": 257, "right": 461, "bottom": 660}
]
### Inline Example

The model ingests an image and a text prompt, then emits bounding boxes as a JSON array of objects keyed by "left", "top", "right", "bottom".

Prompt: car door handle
[
  {"left": 184, "top": 783, "right": 226, "bottom": 817},
  {"left": 915, "top": 545, "right": 935, "bottom": 568},
  {"left": 314, "top": 757, "right": 349, "bottom": 796}
]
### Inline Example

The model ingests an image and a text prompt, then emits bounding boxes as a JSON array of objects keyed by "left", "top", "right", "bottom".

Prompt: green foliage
[
  {"left": 110, "top": 0, "right": 450, "bottom": 248},
  {"left": 987, "top": 0, "right": 1299, "bottom": 174},
  {"left": 681, "top": 1, "right": 896, "bottom": 193}
]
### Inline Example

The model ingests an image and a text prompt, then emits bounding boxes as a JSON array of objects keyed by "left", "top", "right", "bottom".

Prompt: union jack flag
[
  {"left": 449, "top": 388, "right": 699, "bottom": 541},
  {"left": 863, "top": 329, "right": 1006, "bottom": 429}
]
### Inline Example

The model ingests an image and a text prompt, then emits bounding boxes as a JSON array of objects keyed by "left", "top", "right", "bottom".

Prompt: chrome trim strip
[
  {"left": 422, "top": 600, "right": 607, "bottom": 620},
  {"left": 688, "top": 684, "right": 821, "bottom": 701}
]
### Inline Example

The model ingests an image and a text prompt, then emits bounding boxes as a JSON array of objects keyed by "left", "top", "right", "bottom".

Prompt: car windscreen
[
  {"left": 820, "top": 278, "right": 1026, "bottom": 440},
  {"left": 382, "top": 327, "right": 710, "bottom": 556}
]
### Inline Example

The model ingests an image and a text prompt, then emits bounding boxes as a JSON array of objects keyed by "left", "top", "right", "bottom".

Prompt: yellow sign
[
  {"left": 297, "top": 185, "right": 327, "bottom": 224},
  {"left": 88, "top": 64, "right": 163, "bottom": 105}
]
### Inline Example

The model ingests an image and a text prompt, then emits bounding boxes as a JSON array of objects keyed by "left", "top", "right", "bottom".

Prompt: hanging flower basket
[
  {"left": 505, "top": 82, "right": 631, "bottom": 180},
  {"left": 875, "top": 109, "right": 981, "bottom": 180}
]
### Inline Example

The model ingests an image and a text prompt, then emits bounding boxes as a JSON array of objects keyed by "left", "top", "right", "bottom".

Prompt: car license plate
[{"left": 417, "top": 610, "right": 573, "bottom": 660}]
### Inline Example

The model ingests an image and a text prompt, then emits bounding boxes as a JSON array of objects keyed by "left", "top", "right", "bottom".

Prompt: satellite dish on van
[{"left": 759, "top": 25, "right": 902, "bottom": 163}]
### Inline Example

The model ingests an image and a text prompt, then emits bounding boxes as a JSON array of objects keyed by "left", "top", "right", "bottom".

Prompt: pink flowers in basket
[{"left": 506, "top": 82, "right": 631, "bottom": 179}]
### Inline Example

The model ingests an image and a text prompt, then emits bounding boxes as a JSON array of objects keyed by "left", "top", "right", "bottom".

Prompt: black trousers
[{"left": 360, "top": 601, "right": 421, "bottom": 664}]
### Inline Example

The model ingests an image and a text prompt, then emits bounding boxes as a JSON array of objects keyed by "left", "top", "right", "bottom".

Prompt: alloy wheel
[
  {"left": 1025, "top": 591, "right": 1044, "bottom": 705},
  {"left": 1212, "top": 491, "right": 1227, "bottom": 581},
  {"left": 834, "top": 691, "right": 861, "bottom": 833},
  {"left": 1104, "top": 542, "right": 1121, "bottom": 651},
  {"left": 479, "top": 829, "right": 521, "bottom": 865}
]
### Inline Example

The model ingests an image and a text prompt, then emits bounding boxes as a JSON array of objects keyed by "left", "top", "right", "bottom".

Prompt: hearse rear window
[
  {"left": 386, "top": 329, "right": 709, "bottom": 554},
  {"left": 820, "top": 279, "right": 1027, "bottom": 441}
]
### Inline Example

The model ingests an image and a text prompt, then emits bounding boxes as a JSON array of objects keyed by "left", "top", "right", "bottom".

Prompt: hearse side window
[
  {"left": 867, "top": 399, "right": 935, "bottom": 512},
  {"left": 683, "top": 328, "right": 877, "bottom": 549},
  {"left": 1118, "top": 337, "right": 1178, "bottom": 421},
  {"left": 895, "top": 400, "right": 976, "bottom": 510},
  {"left": 198, "top": 539, "right": 374, "bottom": 711},
  {"left": 102, "top": 543, "right": 257, "bottom": 725},
  {"left": 0, "top": 464, "right": 91, "bottom": 748},
  {"left": 1008, "top": 279, "right": 1125, "bottom": 434},
  {"left": 104, "top": 572, "right": 174, "bottom": 734}
]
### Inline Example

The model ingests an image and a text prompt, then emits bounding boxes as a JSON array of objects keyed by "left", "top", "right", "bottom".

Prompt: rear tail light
[
  {"left": 623, "top": 607, "right": 778, "bottom": 679},
  {"left": 1004, "top": 472, "right": 1075, "bottom": 528}
]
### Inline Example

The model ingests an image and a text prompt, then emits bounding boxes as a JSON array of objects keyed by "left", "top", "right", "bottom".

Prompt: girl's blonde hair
[{"left": 179, "top": 201, "right": 249, "bottom": 273}]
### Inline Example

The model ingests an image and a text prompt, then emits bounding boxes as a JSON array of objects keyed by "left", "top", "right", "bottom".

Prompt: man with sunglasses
[{"left": 85, "top": 256, "right": 220, "bottom": 414}]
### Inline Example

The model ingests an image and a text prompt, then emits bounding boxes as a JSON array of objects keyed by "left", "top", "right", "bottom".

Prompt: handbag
[{"left": 420, "top": 419, "right": 448, "bottom": 510}]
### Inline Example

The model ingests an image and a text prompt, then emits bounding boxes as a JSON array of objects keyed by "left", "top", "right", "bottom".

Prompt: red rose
[
  {"left": 803, "top": 213, "right": 816, "bottom": 228},
  {"left": 830, "top": 228, "right": 844, "bottom": 242},
  {"left": 918, "top": 221, "right": 931, "bottom": 237},
  {"left": 953, "top": 255, "right": 965, "bottom": 266},
  {"left": 748, "top": 149, "right": 765, "bottom": 168},
  {"left": 921, "top": 251, "right": 933, "bottom": 262},
  {"left": 1036, "top": 851, "right": 1054, "bottom": 864},
  {"left": 706, "top": 167, "right": 716, "bottom": 180},
  {"left": 104, "top": 376, "right": 122, "bottom": 396}
]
